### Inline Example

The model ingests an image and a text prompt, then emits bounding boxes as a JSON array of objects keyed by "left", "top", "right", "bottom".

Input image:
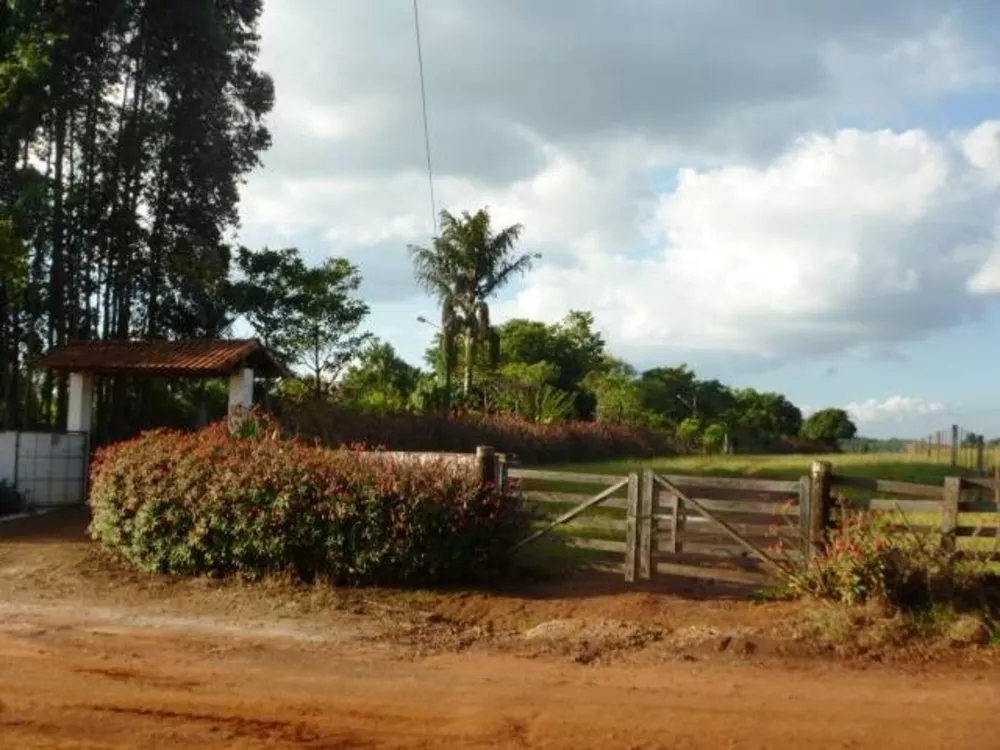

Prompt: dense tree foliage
[
  {"left": 409, "top": 208, "right": 538, "bottom": 404},
  {"left": 409, "top": 303, "right": 830, "bottom": 451},
  {"left": 339, "top": 339, "right": 421, "bottom": 413},
  {"left": 0, "top": 0, "right": 274, "bottom": 436},
  {"left": 802, "top": 408, "right": 858, "bottom": 446}
]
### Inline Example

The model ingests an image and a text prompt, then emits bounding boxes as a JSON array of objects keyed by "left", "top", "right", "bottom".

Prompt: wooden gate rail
[
  {"left": 507, "top": 468, "right": 641, "bottom": 580},
  {"left": 644, "top": 471, "right": 803, "bottom": 585},
  {"left": 510, "top": 474, "right": 631, "bottom": 552},
  {"left": 651, "top": 473, "right": 785, "bottom": 578}
]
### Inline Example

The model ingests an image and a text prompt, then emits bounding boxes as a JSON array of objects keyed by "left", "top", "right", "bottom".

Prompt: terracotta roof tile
[{"left": 36, "top": 339, "right": 289, "bottom": 378}]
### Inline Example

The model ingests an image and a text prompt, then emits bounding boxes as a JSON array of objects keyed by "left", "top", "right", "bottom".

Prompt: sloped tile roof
[{"left": 36, "top": 339, "right": 290, "bottom": 378}]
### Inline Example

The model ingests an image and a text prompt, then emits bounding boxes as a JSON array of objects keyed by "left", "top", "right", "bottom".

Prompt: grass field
[{"left": 536, "top": 451, "right": 988, "bottom": 484}]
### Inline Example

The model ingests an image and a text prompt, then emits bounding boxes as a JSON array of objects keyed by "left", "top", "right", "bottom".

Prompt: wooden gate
[
  {"left": 508, "top": 466, "right": 806, "bottom": 584},
  {"left": 508, "top": 468, "right": 641, "bottom": 579},
  {"left": 507, "top": 461, "right": 998, "bottom": 586},
  {"left": 640, "top": 470, "right": 805, "bottom": 585}
]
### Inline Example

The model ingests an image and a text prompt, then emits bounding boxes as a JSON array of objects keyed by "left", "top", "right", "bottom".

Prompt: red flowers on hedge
[
  {"left": 280, "top": 402, "right": 673, "bottom": 464},
  {"left": 88, "top": 415, "right": 528, "bottom": 584}
]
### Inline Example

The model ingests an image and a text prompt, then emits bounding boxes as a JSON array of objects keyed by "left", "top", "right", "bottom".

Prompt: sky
[{"left": 235, "top": 0, "right": 1000, "bottom": 440}]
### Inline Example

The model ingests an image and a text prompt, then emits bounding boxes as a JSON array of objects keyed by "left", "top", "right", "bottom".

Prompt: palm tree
[{"left": 410, "top": 208, "right": 537, "bottom": 403}]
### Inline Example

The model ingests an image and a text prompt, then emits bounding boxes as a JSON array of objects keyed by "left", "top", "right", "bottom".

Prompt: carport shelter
[{"left": 36, "top": 339, "right": 290, "bottom": 435}]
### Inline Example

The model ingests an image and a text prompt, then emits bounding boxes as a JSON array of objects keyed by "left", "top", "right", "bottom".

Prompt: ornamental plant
[
  {"left": 780, "top": 498, "right": 995, "bottom": 611},
  {"left": 89, "top": 412, "right": 528, "bottom": 584}
]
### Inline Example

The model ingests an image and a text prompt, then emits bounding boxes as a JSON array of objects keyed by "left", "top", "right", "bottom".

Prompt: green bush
[
  {"left": 781, "top": 502, "right": 997, "bottom": 613},
  {"left": 88, "top": 414, "right": 528, "bottom": 585}
]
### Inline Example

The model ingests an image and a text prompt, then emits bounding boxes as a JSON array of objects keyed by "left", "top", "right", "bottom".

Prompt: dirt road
[
  {"left": 2, "top": 601, "right": 998, "bottom": 750},
  {"left": 3, "top": 510, "right": 999, "bottom": 749}
]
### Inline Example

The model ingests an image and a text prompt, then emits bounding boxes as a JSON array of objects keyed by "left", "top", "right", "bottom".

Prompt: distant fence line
[{"left": 841, "top": 424, "right": 996, "bottom": 474}]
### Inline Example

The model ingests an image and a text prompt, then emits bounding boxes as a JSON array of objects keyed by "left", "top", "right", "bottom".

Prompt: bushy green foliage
[
  {"left": 340, "top": 339, "right": 422, "bottom": 413},
  {"left": 589, "top": 372, "right": 663, "bottom": 429},
  {"left": 802, "top": 408, "right": 858, "bottom": 445},
  {"left": 485, "top": 361, "right": 575, "bottom": 424},
  {"left": 701, "top": 423, "right": 727, "bottom": 453},
  {"left": 89, "top": 415, "right": 528, "bottom": 584},
  {"left": 676, "top": 417, "right": 703, "bottom": 449},
  {"left": 781, "top": 503, "right": 996, "bottom": 612}
]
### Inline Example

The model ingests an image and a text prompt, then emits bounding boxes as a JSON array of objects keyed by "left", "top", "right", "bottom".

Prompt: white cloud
[
  {"left": 825, "top": 16, "right": 999, "bottom": 104},
  {"left": 846, "top": 396, "right": 947, "bottom": 424},
  {"left": 503, "top": 125, "right": 1000, "bottom": 361},
  {"left": 234, "top": 1, "right": 1000, "bottom": 370},
  {"left": 960, "top": 120, "right": 1000, "bottom": 176},
  {"left": 252, "top": 1, "right": 997, "bottom": 183}
]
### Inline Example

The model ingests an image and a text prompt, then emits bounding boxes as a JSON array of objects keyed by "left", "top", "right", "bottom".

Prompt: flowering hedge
[
  {"left": 89, "top": 417, "right": 527, "bottom": 584},
  {"left": 781, "top": 502, "right": 993, "bottom": 610},
  {"left": 280, "top": 401, "right": 674, "bottom": 464}
]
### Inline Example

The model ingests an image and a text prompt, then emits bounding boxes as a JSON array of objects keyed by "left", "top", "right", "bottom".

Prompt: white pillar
[
  {"left": 227, "top": 368, "right": 254, "bottom": 416},
  {"left": 66, "top": 372, "right": 94, "bottom": 434}
]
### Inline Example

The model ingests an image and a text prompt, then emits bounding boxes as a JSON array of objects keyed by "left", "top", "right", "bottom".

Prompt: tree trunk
[{"left": 462, "top": 331, "right": 474, "bottom": 395}]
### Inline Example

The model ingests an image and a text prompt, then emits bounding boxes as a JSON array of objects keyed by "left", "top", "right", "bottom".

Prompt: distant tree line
[{"left": 334, "top": 207, "right": 858, "bottom": 453}]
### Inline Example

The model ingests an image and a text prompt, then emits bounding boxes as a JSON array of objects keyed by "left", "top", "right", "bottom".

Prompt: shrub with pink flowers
[
  {"left": 279, "top": 401, "right": 674, "bottom": 464},
  {"left": 88, "top": 414, "right": 528, "bottom": 584}
]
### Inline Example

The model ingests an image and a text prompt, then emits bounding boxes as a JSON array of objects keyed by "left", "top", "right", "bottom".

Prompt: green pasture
[{"left": 534, "top": 451, "right": 984, "bottom": 484}]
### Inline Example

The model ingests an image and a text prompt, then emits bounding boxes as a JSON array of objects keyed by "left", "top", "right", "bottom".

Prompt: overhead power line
[{"left": 412, "top": 0, "right": 437, "bottom": 235}]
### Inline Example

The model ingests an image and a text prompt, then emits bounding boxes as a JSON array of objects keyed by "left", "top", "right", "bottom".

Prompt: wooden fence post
[
  {"left": 624, "top": 472, "right": 639, "bottom": 583},
  {"left": 808, "top": 461, "right": 832, "bottom": 553},
  {"left": 941, "top": 477, "right": 961, "bottom": 554},
  {"left": 639, "top": 469, "right": 654, "bottom": 580},
  {"left": 798, "top": 474, "right": 812, "bottom": 558},
  {"left": 951, "top": 425, "right": 959, "bottom": 467},
  {"left": 495, "top": 453, "right": 509, "bottom": 493},
  {"left": 475, "top": 445, "right": 496, "bottom": 488},
  {"left": 977, "top": 439, "right": 985, "bottom": 474}
]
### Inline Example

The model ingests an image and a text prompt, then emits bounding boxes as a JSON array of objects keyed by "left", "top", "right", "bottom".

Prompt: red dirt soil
[{"left": 2, "top": 510, "right": 999, "bottom": 749}]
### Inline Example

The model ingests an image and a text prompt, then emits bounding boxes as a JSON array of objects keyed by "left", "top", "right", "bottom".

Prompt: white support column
[
  {"left": 66, "top": 372, "right": 94, "bottom": 434},
  {"left": 227, "top": 367, "right": 254, "bottom": 416}
]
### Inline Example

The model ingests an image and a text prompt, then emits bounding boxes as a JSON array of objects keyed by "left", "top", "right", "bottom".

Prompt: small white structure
[
  {"left": 6, "top": 339, "right": 290, "bottom": 511},
  {"left": 38, "top": 338, "right": 290, "bottom": 437}
]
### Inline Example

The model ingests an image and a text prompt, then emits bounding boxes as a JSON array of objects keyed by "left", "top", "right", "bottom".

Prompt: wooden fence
[
  {"left": 506, "top": 461, "right": 1000, "bottom": 586},
  {"left": 842, "top": 423, "right": 997, "bottom": 474}
]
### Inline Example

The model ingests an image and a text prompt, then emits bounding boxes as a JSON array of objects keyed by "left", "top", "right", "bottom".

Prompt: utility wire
[{"left": 412, "top": 0, "right": 437, "bottom": 235}]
